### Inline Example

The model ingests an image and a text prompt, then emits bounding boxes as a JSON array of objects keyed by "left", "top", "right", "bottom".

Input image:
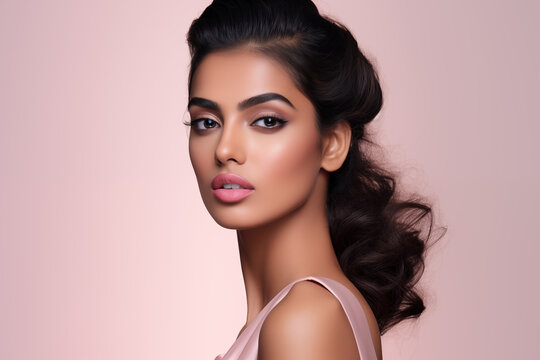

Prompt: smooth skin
[{"left": 188, "top": 46, "right": 382, "bottom": 360}]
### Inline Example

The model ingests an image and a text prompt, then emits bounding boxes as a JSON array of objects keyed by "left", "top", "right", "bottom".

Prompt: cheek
[
  {"left": 250, "top": 128, "right": 322, "bottom": 197},
  {"left": 188, "top": 137, "right": 214, "bottom": 187}
]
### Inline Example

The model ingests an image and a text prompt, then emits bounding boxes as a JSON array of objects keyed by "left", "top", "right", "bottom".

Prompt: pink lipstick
[{"left": 211, "top": 173, "right": 254, "bottom": 203}]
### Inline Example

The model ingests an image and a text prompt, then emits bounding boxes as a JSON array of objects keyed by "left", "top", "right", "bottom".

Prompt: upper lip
[{"left": 211, "top": 173, "right": 255, "bottom": 190}]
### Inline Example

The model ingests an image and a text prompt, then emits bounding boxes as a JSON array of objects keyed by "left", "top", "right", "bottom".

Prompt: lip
[
  {"left": 211, "top": 173, "right": 254, "bottom": 190},
  {"left": 211, "top": 173, "right": 255, "bottom": 203}
]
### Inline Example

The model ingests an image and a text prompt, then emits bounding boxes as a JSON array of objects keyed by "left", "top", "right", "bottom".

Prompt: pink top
[{"left": 214, "top": 275, "right": 378, "bottom": 360}]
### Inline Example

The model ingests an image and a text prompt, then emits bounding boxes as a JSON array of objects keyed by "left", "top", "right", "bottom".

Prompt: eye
[
  {"left": 251, "top": 116, "right": 287, "bottom": 129},
  {"left": 188, "top": 118, "right": 221, "bottom": 131}
]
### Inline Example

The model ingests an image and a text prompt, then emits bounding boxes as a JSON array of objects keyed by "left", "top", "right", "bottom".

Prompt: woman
[{"left": 184, "top": 0, "right": 444, "bottom": 359}]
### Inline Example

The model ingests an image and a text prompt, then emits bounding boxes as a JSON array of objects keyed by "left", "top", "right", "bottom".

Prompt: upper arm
[{"left": 257, "top": 281, "right": 361, "bottom": 360}]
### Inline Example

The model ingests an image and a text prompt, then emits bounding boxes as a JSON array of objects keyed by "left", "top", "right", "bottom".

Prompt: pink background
[{"left": 1, "top": 0, "right": 538, "bottom": 359}]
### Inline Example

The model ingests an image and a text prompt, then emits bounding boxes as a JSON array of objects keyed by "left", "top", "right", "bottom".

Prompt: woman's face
[{"left": 187, "top": 48, "right": 325, "bottom": 230}]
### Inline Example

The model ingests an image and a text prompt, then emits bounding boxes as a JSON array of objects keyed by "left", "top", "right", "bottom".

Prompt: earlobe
[{"left": 321, "top": 120, "right": 352, "bottom": 172}]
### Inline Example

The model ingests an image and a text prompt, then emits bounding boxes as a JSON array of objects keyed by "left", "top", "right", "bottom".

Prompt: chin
[
  {"left": 201, "top": 189, "right": 310, "bottom": 231},
  {"left": 208, "top": 203, "right": 305, "bottom": 232},
  {"left": 200, "top": 195, "right": 263, "bottom": 230},
  {"left": 210, "top": 213, "right": 263, "bottom": 231}
]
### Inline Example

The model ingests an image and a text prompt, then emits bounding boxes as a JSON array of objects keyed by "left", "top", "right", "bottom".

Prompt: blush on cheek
[
  {"left": 257, "top": 130, "right": 321, "bottom": 195},
  {"left": 188, "top": 144, "right": 214, "bottom": 204}
]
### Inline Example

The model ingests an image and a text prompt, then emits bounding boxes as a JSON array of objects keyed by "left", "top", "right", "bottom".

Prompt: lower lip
[{"left": 213, "top": 188, "right": 254, "bottom": 203}]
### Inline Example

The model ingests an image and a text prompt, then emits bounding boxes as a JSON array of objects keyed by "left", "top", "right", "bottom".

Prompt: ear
[{"left": 320, "top": 120, "right": 352, "bottom": 172}]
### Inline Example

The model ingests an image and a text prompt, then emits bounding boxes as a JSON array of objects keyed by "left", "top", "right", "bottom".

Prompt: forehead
[{"left": 190, "top": 48, "right": 304, "bottom": 107}]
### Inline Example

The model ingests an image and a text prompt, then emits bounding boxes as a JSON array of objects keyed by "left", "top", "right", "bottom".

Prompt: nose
[{"left": 215, "top": 120, "right": 246, "bottom": 166}]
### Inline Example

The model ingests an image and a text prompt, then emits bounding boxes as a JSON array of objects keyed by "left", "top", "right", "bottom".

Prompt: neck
[{"left": 235, "top": 174, "right": 344, "bottom": 329}]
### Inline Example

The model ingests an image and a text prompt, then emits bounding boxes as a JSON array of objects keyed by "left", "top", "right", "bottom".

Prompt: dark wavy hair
[{"left": 186, "top": 0, "right": 446, "bottom": 334}]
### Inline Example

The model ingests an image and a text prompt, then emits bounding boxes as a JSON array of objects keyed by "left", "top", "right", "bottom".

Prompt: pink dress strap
[{"left": 215, "top": 275, "right": 378, "bottom": 360}]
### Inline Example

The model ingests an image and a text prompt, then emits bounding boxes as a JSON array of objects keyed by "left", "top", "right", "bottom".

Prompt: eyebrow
[{"left": 187, "top": 92, "right": 296, "bottom": 113}]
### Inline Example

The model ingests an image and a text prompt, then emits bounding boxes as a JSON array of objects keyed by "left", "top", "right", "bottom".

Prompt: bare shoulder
[{"left": 258, "top": 280, "right": 361, "bottom": 360}]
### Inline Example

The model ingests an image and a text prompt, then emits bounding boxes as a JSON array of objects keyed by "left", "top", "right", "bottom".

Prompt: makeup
[
  {"left": 211, "top": 173, "right": 255, "bottom": 203},
  {"left": 188, "top": 49, "right": 321, "bottom": 229}
]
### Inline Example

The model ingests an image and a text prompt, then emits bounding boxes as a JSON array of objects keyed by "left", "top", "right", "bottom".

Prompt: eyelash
[{"left": 184, "top": 114, "right": 288, "bottom": 131}]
